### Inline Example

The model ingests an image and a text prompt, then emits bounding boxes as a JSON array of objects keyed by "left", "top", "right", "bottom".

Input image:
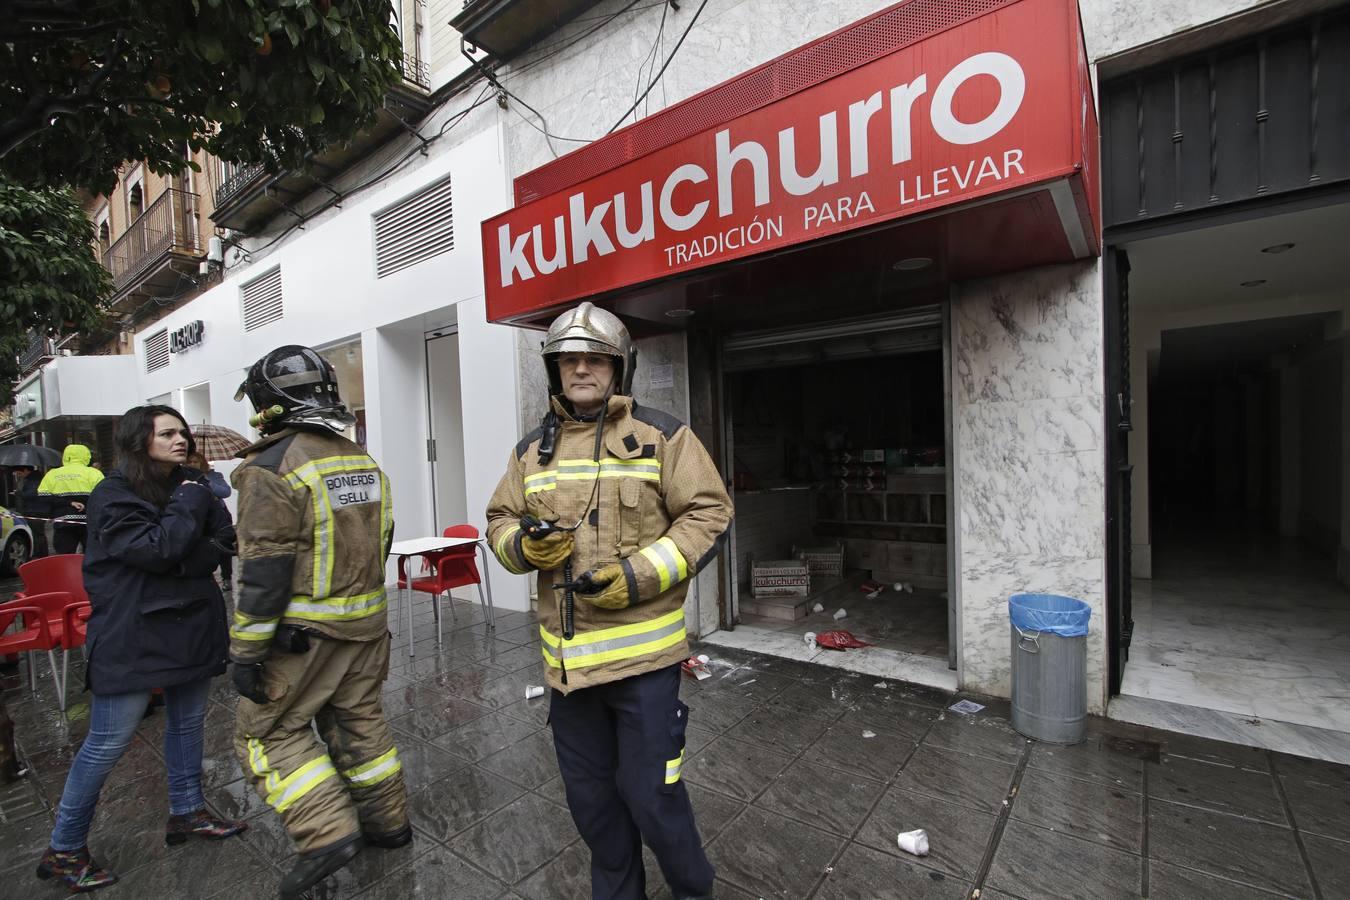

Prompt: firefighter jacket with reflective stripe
[
  {"left": 38, "top": 444, "right": 103, "bottom": 524},
  {"left": 487, "top": 395, "right": 732, "bottom": 694},
  {"left": 229, "top": 427, "right": 394, "bottom": 662}
]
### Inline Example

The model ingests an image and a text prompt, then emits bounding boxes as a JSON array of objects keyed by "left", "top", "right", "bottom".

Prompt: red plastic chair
[
  {"left": 13, "top": 555, "right": 89, "bottom": 709},
  {"left": 0, "top": 605, "right": 54, "bottom": 694},
  {"left": 396, "top": 525, "right": 492, "bottom": 649},
  {"left": 0, "top": 593, "right": 69, "bottom": 702}
]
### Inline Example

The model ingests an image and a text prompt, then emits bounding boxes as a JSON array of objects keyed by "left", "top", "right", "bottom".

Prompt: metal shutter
[
  {"left": 374, "top": 174, "right": 454, "bottom": 278},
  {"left": 144, "top": 329, "right": 170, "bottom": 372},
  {"left": 242, "top": 266, "right": 284, "bottom": 332},
  {"left": 721, "top": 306, "right": 942, "bottom": 372}
]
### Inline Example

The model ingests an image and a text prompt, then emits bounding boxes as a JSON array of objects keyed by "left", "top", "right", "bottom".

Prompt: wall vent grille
[
  {"left": 242, "top": 266, "right": 284, "bottom": 332},
  {"left": 374, "top": 174, "right": 454, "bottom": 278},
  {"left": 145, "top": 329, "right": 170, "bottom": 372}
]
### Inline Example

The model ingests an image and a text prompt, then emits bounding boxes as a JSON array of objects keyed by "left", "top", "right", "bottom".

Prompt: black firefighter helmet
[{"left": 235, "top": 345, "right": 356, "bottom": 434}]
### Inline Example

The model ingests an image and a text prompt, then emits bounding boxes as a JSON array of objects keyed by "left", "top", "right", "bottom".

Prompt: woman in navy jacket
[{"left": 37, "top": 406, "right": 246, "bottom": 892}]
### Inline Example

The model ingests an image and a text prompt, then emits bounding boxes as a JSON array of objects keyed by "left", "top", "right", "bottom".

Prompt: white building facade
[{"left": 95, "top": 0, "right": 1348, "bottom": 744}]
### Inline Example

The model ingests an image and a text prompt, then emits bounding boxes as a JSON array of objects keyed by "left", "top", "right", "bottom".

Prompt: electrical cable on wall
[
  {"left": 607, "top": 0, "right": 708, "bottom": 134},
  {"left": 224, "top": 0, "right": 684, "bottom": 275},
  {"left": 222, "top": 82, "right": 494, "bottom": 273},
  {"left": 631, "top": 0, "right": 668, "bottom": 126},
  {"left": 508, "top": 0, "right": 659, "bottom": 77}
]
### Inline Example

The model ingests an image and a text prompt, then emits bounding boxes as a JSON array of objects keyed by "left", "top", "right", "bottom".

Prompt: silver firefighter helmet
[{"left": 540, "top": 301, "right": 637, "bottom": 397}]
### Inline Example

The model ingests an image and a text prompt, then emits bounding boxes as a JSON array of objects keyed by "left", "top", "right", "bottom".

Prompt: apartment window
[
  {"left": 127, "top": 182, "right": 144, "bottom": 223},
  {"left": 96, "top": 215, "right": 110, "bottom": 255}
]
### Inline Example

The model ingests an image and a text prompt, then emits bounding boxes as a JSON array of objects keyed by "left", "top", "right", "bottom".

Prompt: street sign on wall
[{"left": 483, "top": 0, "right": 1099, "bottom": 325}]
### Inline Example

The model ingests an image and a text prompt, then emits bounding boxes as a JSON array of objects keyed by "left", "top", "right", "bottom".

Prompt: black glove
[
  {"left": 274, "top": 626, "right": 311, "bottom": 654},
  {"left": 231, "top": 662, "right": 268, "bottom": 704}
]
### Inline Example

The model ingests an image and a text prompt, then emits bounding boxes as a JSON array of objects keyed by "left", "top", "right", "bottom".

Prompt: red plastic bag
[{"left": 813, "top": 630, "right": 872, "bottom": 650}]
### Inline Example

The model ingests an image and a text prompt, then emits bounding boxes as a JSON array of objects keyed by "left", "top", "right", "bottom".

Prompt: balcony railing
[
  {"left": 102, "top": 188, "right": 203, "bottom": 294},
  {"left": 16, "top": 331, "right": 54, "bottom": 375},
  {"left": 400, "top": 52, "right": 430, "bottom": 90},
  {"left": 215, "top": 162, "right": 269, "bottom": 211}
]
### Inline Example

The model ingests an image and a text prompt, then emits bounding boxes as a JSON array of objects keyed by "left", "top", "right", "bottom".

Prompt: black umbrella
[{"left": 0, "top": 444, "right": 62, "bottom": 469}]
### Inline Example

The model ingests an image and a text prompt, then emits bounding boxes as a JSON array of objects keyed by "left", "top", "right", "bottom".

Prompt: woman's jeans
[{"left": 50, "top": 677, "right": 212, "bottom": 851}]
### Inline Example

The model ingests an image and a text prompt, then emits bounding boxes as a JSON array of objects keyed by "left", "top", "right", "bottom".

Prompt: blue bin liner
[{"left": 1009, "top": 593, "right": 1091, "bottom": 638}]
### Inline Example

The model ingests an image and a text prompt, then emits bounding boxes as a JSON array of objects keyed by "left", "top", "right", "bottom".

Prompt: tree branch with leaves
[{"left": 0, "top": 0, "right": 405, "bottom": 195}]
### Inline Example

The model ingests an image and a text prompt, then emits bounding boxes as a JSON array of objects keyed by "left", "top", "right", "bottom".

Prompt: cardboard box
[
  {"left": 793, "top": 542, "right": 845, "bottom": 578},
  {"left": 750, "top": 559, "right": 810, "bottom": 598}
]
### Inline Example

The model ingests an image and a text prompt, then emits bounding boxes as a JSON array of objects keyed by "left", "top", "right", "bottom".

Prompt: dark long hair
[{"left": 115, "top": 405, "right": 197, "bottom": 507}]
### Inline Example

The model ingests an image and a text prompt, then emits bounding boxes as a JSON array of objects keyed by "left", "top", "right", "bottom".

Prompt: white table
[{"left": 389, "top": 535, "right": 496, "bottom": 656}]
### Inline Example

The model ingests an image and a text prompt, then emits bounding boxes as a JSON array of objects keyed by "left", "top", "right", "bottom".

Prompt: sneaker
[
  {"left": 280, "top": 836, "right": 363, "bottom": 899},
  {"left": 35, "top": 846, "right": 118, "bottom": 893},
  {"left": 165, "top": 809, "right": 248, "bottom": 845}
]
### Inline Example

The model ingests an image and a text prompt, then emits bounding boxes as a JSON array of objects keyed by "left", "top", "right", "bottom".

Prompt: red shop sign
[{"left": 483, "top": 0, "right": 1099, "bottom": 325}]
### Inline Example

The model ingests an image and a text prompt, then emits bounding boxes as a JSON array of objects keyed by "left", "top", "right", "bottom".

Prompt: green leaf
[
  {"left": 308, "top": 104, "right": 325, "bottom": 124},
  {"left": 198, "top": 34, "right": 226, "bottom": 63}
]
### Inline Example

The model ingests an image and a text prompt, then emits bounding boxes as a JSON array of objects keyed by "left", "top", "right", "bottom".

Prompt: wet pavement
[{"left": 1, "top": 575, "right": 1347, "bottom": 899}]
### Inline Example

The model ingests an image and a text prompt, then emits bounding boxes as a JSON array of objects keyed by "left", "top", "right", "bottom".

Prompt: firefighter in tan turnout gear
[
  {"left": 487, "top": 302, "right": 732, "bottom": 900},
  {"left": 229, "top": 346, "right": 408, "bottom": 899}
]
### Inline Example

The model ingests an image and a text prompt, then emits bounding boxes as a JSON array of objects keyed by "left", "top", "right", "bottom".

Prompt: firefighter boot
[
  {"left": 362, "top": 823, "right": 412, "bottom": 849},
  {"left": 279, "top": 835, "right": 363, "bottom": 900}
]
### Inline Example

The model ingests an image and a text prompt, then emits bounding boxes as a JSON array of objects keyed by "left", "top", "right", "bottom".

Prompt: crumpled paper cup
[{"left": 897, "top": 828, "right": 929, "bottom": 856}]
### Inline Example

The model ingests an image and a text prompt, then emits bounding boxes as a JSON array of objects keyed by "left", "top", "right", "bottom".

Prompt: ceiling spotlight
[
  {"left": 1240, "top": 279, "right": 1267, "bottom": 287},
  {"left": 892, "top": 257, "right": 933, "bottom": 271},
  {"left": 1260, "top": 243, "right": 1295, "bottom": 254},
  {"left": 665, "top": 308, "right": 696, "bottom": 319}
]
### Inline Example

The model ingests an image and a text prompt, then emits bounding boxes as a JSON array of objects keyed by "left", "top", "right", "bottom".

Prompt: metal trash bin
[{"left": 1009, "top": 593, "right": 1091, "bottom": 744}]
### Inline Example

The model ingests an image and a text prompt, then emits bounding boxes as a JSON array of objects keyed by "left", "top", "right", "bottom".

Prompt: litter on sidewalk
[
  {"left": 812, "top": 630, "right": 872, "bottom": 650},
  {"left": 525, "top": 685, "right": 545, "bottom": 699},
  {"left": 681, "top": 654, "right": 712, "bottom": 680},
  {"left": 832, "top": 608, "right": 848, "bottom": 620},
  {"left": 949, "top": 699, "right": 985, "bottom": 715},
  {"left": 897, "top": 828, "right": 930, "bottom": 856}
]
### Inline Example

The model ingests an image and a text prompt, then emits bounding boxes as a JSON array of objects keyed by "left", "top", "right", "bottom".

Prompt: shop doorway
[
  {"left": 1113, "top": 201, "right": 1350, "bottom": 746},
  {"left": 707, "top": 308, "right": 956, "bottom": 687},
  {"left": 425, "top": 330, "right": 468, "bottom": 531}
]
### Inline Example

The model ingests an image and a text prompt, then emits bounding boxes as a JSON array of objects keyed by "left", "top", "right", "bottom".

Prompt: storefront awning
[
  {"left": 483, "top": 0, "right": 1100, "bottom": 330},
  {"left": 11, "top": 355, "right": 140, "bottom": 431}
]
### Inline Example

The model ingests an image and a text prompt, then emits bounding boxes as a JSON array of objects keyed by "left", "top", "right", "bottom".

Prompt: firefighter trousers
[
  {"left": 549, "top": 663, "right": 714, "bottom": 900},
  {"left": 233, "top": 630, "right": 407, "bottom": 855}
]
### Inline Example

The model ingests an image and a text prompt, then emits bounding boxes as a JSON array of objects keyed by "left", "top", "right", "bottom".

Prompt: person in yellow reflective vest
[
  {"left": 487, "top": 302, "right": 733, "bottom": 900},
  {"left": 229, "top": 346, "right": 408, "bottom": 899},
  {"left": 38, "top": 443, "right": 103, "bottom": 553}
]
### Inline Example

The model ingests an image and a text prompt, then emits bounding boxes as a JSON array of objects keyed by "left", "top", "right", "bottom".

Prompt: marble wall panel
[
  {"left": 960, "top": 551, "right": 1108, "bottom": 710},
  {"left": 953, "top": 261, "right": 1109, "bottom": 713},
  {"left": 954, "top": 264, "right": 1103, "bottom": 406},
  {"left": 1080, "top": 0, "right": 1269, "bottom": 62}
]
